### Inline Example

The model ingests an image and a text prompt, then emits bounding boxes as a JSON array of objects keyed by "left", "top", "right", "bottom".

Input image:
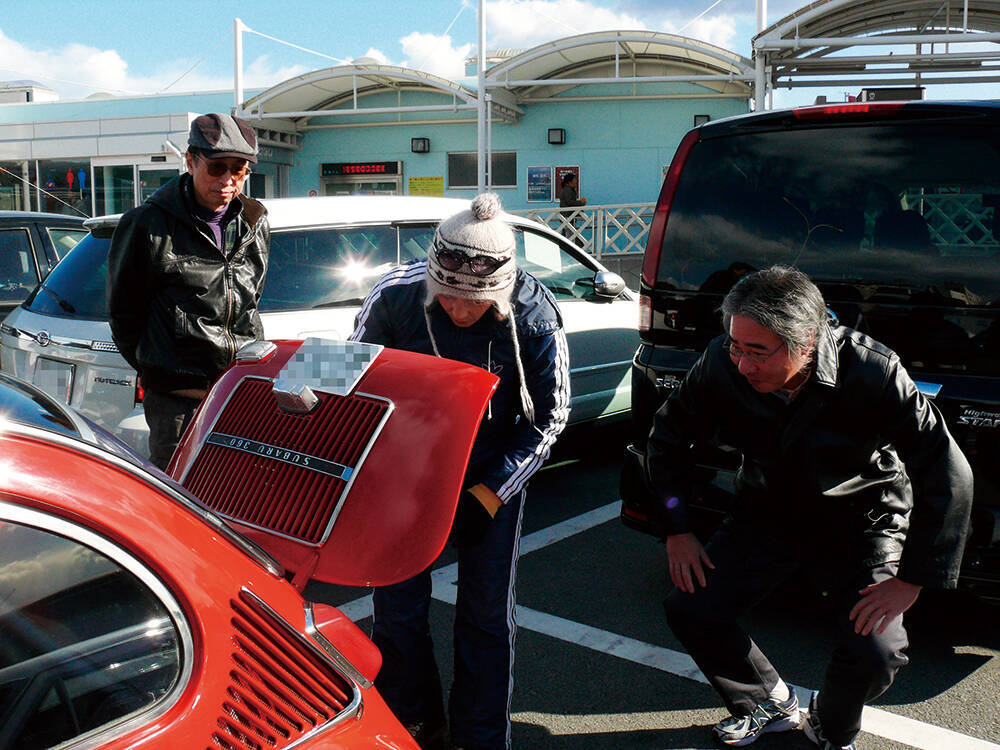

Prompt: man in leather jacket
[
  {"left": 648, "top": 266, "right": 972, "bottom": 750},
  {"left": 108, "top": 114, "right": 269, "bottom": 469}
]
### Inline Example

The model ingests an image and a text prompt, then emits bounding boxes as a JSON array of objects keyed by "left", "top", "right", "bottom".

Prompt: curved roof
[
  {"left": 754, "top": 0, "right": 1000, "bottom": 91},
  {"left": 758, "top": 0, "right": 1000, "bottom": 44},
  {"left": 242, "top": 64, "right": 485, "bottom": 127},
  {"left": 487, "top": 30, "right": 752, "bottom": 97}
]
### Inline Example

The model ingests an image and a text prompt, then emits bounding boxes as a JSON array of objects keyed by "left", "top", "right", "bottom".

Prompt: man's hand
[
  {"left": 849, "top": 577, "right": 922, "bottom": 636},
  {"left": 666, "top": 533, "right": 715, "bottom": 593}
]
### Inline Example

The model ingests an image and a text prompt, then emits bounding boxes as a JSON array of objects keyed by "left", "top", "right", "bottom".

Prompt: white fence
[{"left": 510, "top": 202, "right": 655, "bottom": 259}]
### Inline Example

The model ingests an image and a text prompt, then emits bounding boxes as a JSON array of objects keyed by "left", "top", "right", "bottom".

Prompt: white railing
[{"left": 510, "top": 202, "right": 655, "bottom": 258}]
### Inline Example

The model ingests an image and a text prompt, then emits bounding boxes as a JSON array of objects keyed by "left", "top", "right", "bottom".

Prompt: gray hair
[{"left": 721, "top": 265, "right": 827, "bottom": 355}]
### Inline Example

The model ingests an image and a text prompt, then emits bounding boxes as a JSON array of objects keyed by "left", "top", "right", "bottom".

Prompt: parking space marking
[{"left": 336, "top": 502, "right": 1000, "bottom": 750}]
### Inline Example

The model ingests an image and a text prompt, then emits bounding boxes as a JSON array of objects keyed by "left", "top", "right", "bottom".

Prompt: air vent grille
[{"left": 208, "top": 590, "right": 357, "bottom": 749}]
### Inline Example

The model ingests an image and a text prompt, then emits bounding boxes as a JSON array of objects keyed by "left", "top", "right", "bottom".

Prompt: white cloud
[
  {"left": 358, "top": 47, "right": 394, "bottom": 65},
  {"left": 0, "top": 27, "right": 310, "bottom": 100},
  {"left": 0, "top": 27, "right": 137, "bottom": 97},
  {"left": 485, "top": 0, "right": 647, "bottom": 48},
  {"left": 370, "top": 0, "right": 744, "bottom": 79},
  {"left": 401, "top": 33, "right": 474, "bottom": 78}
]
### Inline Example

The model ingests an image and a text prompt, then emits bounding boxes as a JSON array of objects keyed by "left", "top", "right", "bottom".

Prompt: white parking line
[{"left": 337, "top": 501, "right": 1000, "bottom": 750}]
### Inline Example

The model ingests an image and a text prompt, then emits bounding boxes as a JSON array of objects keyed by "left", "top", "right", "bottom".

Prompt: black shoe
[
  {"left": 404, "top": 715, "right": 446, "bottom": 750},
  {"left": 802, "top": 692, "right": 857, "bottom": 750}
]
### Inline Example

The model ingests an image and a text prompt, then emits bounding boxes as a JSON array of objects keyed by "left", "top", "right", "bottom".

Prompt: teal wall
[
  {"left": 290, "top": 83, "right": 748, "bottom": 207},
  {"left": 0, "top": 78, "right": 748, "bottom": 207}
]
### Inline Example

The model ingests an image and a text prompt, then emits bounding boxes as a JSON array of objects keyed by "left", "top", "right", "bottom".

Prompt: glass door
[{"left": 138, "top": 167, "right": 181, "bottom": 202}]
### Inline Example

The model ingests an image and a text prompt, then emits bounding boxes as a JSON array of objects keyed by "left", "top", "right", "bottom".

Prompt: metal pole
[
  {"left": 486, "top": 93, "right": 493, "bottom": 191},
  {"left": 477, "top": 0, "right": 486, "bottom": 192},
  {"left": 754, "top": 0, "right": 767, "bottom": 110},
  {"left": 234, "top": 18, "right": 245, "bottom": 115}
]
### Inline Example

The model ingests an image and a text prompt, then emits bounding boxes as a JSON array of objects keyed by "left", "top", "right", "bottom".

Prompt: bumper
[{"left": 619, "top": 443, "right": 1000, "bottom": 603}]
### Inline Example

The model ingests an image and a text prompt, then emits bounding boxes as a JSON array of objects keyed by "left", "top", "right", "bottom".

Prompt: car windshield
[
  {"left": 657, "top": 121, "right": 1000, "bottom": 305},
  {"left": 260, "top": 224, "right": 436, "bottom": 311},
  {"left": 23, "top": 220, "right": 599, "bottom": 319}
]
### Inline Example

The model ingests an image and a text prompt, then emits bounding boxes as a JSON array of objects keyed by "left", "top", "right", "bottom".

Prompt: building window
[
  {"left": 93, "top": 165, "right": 136, "bottom": 217},
  {"left": 36, "top": 159, "right": 91, "bottom": 217},
  {"left": 447, "top": 151, "right": 517, "bottom": 189},
  {"left": 0, "top": 161, "right": 32, "bottom": 211}
]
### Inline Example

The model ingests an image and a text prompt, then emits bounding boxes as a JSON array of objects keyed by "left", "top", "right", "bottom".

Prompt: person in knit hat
[{"left": 351, "top": 193, "right": 571, "bottom": 750}]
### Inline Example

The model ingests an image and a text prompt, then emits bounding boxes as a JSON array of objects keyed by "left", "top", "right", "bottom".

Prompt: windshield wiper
[
  {"left": 38, "top": 285, "right": 76, "bottom": 314},
  {"left": 312, "top": 298, "right": 366, "bottom": 309}
]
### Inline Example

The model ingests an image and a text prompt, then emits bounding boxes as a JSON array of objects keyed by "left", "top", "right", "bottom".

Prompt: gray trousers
[
  {"left": 144, "top": 390, "right": 201, "bottom": 470},
  {"left": 663, "top": 522, "right": 909, "bottom": 747}
]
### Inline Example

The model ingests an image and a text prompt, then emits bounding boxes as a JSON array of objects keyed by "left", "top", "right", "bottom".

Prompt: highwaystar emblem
[{"left": 958, "top": 408, "right": 1000, "bottom": 429}]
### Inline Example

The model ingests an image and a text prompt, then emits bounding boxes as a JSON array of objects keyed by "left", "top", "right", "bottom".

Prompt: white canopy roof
[
  {"left": 754, "top": 0, "right": 1000, "bottom": 95},
  {"left": 487, "top": 30, "right": 753, "bottom": 99}
]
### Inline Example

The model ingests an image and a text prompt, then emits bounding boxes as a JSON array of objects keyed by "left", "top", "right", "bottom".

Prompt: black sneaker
[
  {"left": 802, "top": 692, "right": 857, "bottom": 750},
  {"left": 404, "top": 715, "right": 446, "bottom": 750},
  {"left": 713, "top": 692, "right": 801, "bottom": 746}
]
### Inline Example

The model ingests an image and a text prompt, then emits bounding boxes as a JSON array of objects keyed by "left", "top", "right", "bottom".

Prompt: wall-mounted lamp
[
  {"left": 411, "top": 137, "right": 430, "bottom": 153},
  {"left": 547, "top": 128, "right": 566, "bottom": 145},
  {"left": 693, "top": 114, "right": 711, "bottom": 126}
]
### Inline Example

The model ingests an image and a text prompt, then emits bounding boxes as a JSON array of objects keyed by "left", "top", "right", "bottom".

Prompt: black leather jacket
[
  {"left": 108, "top": 174, "right": 269, "bottom": 393},
  {"left": 646, "top": 322, "right": 973, "bottom": 588}
]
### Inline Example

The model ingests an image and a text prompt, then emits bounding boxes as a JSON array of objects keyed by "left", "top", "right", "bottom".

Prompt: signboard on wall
[
  {"left": 409, "top": 176, "right": 444, "bottom": 197},
  {"left": 555, "top": 166, "right": 580, "bottom": 193},
  {"left": 321, "top": 161, "right": 401, "bottom": 176},
  {"left": 526, "top": 166, "right": 553, "bottom": 202}
]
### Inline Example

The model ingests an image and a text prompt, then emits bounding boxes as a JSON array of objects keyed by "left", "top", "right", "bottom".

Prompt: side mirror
[{"left": 593, "top": 271, "right": 626, "bottom": 299}]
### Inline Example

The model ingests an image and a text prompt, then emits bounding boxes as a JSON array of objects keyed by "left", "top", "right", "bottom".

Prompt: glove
[{"left": 450, "top": 488, "right": 498, "bottom": 548}]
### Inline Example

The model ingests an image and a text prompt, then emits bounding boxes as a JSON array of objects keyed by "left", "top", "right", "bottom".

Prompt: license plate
[{"left": 34, "top": 357, "right": 75, "bottom": 404}]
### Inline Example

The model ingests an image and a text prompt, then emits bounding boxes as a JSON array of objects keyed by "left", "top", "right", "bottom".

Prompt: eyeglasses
[
  {"left": 723, "top": 336, "right": 784, "bottom": 365},
  {"left": 433, "top": 244, "right": 510, "bottom": 277},
  {"left": 195, "top": 154, "right": 251, "bottom": 179}
]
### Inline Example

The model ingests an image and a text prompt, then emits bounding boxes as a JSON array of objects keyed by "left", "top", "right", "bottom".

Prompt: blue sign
[{"left": 526, "top": 166, "right": 553, "bottom": 202}]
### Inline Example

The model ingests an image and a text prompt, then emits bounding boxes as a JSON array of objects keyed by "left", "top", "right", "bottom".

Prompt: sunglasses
[
  {"left": 195, "top": 153, "right": 251, "bottom": 179},
  {"left": 434, "top": 245, "right": 510, "bottom": 277}
]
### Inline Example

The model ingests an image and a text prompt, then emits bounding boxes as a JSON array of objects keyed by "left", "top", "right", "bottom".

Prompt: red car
[{"left": 0, "top": 337, "right": 497, "bottom": 749}]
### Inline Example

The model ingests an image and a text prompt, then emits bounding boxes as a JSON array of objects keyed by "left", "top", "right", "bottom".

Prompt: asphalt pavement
[{"left": 307, "top": 422, "right": 1000, "bottom": 750}]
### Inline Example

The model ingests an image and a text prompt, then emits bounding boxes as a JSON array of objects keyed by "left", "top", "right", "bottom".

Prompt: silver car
[{"left": 1, "top": 196, "right": 637, "bottom": 456}]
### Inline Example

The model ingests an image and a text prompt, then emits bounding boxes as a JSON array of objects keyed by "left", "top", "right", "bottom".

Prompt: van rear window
[{"left": 658, "top": 122, "right": 1000, "bottom": 307}]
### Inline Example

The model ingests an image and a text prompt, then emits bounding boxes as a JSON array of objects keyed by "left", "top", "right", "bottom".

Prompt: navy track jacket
[{"left": 351, "top": 260, "right": 571, "bottom": 502}]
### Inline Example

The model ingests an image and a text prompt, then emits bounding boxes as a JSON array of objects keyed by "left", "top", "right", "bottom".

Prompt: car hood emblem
[{"left": 35, "top": 330, "right": 51, "bottom": 347}]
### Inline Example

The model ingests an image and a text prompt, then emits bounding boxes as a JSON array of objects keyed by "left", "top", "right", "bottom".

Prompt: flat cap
[{"left": 188, "top": 113, "right": 258, "bottom": 163}]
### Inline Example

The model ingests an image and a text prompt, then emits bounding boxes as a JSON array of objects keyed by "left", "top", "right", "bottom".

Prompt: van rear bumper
[{"left": 620, "top": 442, "right": 1000, "bottom": 603}]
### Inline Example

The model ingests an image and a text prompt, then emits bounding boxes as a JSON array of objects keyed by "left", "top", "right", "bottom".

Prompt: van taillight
[
  {"left": 639, "top": 293, "right": 652, "bottom": 333},
  {"left": 134, "top": 380, "right": 144, "bottom": 406},
  {"left": 642, "top": 128, "right": 700, "bottom": 289}
]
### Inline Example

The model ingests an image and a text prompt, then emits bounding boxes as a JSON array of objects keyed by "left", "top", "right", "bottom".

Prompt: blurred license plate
[{"left": 35, "top": 357, "right": 75, "bottom": 403}]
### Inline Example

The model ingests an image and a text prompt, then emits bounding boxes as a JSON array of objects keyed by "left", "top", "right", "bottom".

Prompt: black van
[{"left": 619, "top": 101, "right": 1000, "bottom": 602}]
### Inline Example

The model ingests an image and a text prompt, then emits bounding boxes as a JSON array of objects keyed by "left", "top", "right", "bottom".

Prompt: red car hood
[{"left": 168, "top": 338, "right": 498, "bottom": 589}]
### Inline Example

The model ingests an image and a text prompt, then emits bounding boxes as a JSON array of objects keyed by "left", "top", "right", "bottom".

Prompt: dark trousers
[
  {"left": 372, "top": 490, "right": 525, "bottom": 750},
  {"left": 144, "top": 390, "right": 200, "bottom": 470},
  {"left": 663, "top": 523, "right": 909, "bottom": 747}
]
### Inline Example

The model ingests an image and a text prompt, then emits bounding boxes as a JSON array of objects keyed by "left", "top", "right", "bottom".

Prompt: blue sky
[{"left": 1, "top": 0, "right": 996, "bottom": 107}]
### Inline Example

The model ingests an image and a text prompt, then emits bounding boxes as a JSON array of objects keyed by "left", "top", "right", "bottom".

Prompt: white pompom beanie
[
  {"left": 424, "top": 193, "right": 535, "bottom": 423},
  {"left": 425, "top": 192, "right": 517, "bottom": 316}
]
